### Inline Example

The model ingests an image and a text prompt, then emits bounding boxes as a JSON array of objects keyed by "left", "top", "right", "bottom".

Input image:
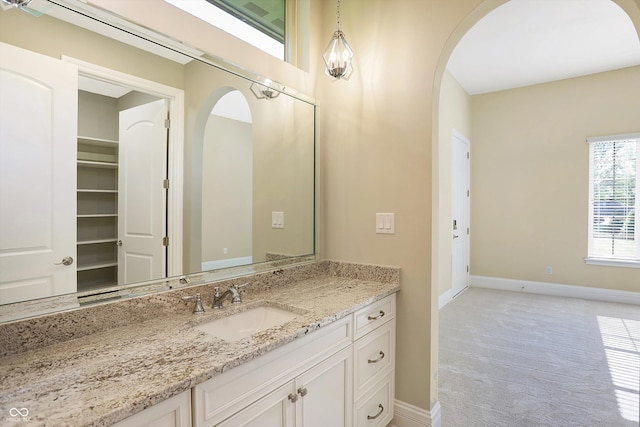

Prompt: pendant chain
[{"left": 336, "top": 0, "right": 341, "bottom": 31}]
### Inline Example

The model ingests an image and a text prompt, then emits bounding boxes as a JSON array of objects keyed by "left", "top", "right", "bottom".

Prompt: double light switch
[
  {"left": 272, "top": 211, "right": 284, "bottom": 229},
  {"left": 376, "top": 213, "right": 395, "bottom": 234}
]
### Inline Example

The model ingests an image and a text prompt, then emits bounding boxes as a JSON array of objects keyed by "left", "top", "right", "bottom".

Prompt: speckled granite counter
[{"left": 0, "top": 261, "right": 399, "bottom": 426}]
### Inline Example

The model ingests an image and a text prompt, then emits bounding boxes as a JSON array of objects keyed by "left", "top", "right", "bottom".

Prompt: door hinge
[
  {"left": 163, "top": 236, "right": 169, "bottom": 246},
  {"left": 467, "top": 190, "right": 470, "bottom": 197},
  {"left": 467, "top": 227, "right": 470, "bottom": 235},
  {"left": 164, "top": 118, "right": 171, "bottom": 129},
  {"left": 467, "top": 265, "right": 469, "bottom": 273},
  {"left": 163, "top": 179, "right": 170, "bottom": 189},
  {"left": 467, "top": 152, "right": 470, "bottom": 159}
]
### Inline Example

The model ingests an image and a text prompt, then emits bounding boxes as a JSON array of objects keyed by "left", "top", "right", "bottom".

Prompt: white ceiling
[
  {"left": 446, "top": 0, "right": 640, "bottom": 95},
  {"left": 211, "top": 90, "right": 252, "bottom": 123},
  {"left": 78, "top": 75, "right": 132, "bottom": 98}
]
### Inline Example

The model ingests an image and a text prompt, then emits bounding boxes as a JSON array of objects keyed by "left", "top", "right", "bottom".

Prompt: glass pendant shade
[
  {"left": 1, "top": 0, "right": 32, "bottom": 7},
  {"left": 322, "top": 30, "right": 354, "bottom": 79}
]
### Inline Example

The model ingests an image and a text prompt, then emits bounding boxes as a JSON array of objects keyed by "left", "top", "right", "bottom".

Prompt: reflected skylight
[{"left": 165, "top": 0, "right": 284, "bottom": 60}]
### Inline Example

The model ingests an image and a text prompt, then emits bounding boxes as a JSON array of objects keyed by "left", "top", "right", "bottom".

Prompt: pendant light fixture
[
  {"left": 1, "top": 0, "right": 32, "bottom": 7},
  {"left": 322, "top": 0, "right": 354, "bottom": 79},
  {"left": 0, "top": 0, "right": 49, "bottom": 17}
]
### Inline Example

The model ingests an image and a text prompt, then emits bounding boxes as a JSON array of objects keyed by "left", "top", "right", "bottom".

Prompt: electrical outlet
[{"left": 545, "top": 266, "right": 552, "bottom": 275}]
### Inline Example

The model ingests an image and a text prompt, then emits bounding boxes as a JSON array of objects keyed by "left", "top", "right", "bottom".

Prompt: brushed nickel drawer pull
[
  {"left": 368, "top": 351, "right": 385, "bottom": 364},
  {"left": 367, "top": 310, "right": 385, "bottom": 321},
  {"left": 288, "top": 393, "right": 298, "bottom": 403},
  {"left": 297, "top": 387, "right": 308, "bottom": 397},
  {"left": 367, "top": 404, "right": 384, "bottom": 420}
]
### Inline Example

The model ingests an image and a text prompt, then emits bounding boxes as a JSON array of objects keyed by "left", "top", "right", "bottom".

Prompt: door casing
[{"left": 63, "top": 56, "right": 185, "bottom": 279}]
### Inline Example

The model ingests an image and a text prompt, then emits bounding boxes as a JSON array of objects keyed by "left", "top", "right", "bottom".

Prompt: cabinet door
[
  {"left": 218, "top": 381, "right": 296, "bottom": 427},
  {"left": 296, "top": 347, "right": 353, "bottom": 427}
]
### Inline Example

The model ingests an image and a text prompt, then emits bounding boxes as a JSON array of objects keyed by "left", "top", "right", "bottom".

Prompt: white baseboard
[
  {"left": 390, "top": 400, "right": 441, "bottom": 427},
  {"left": 470, "top": 275, "right": 640, "bottom": 305},
  {"left": 438, "top": 289, "right": 453, "bottom": 309},
  {"left": 201, "top": 256, "right": 253, "bottom": 271}
]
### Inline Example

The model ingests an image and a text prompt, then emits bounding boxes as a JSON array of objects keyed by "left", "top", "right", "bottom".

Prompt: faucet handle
[
  {"left": 182, "top": 292, "right": 205, "bottom": 314},
  {"left": 230, "top": 282, "right": 249, "bottom": 304}
]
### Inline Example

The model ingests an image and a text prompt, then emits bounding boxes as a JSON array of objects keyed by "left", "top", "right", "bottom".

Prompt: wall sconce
[
  {"left": 322, "top": 0, "right": 354, "bottom": 79},
  {"left": 250, "top": 79, "right": 281, "bottom": 100}
]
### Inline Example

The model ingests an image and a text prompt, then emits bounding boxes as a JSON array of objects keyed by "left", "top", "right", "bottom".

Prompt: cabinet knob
[
  {"left": 116, "top": 240, "right": 123, "bottom": 247},
  {"left": 54, "top": 256, "right": 74, "bottom": 266},
  {"left": 297, "top": 387, "right": 308, "bottom": 397},
  {"left": 288, "top": 393, "right": 298, "bottom": 403}
]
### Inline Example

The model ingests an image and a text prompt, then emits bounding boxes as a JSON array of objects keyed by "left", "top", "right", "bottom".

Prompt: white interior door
[
  {"left": 0, "top": 42, "right": 78, "bottom": 304},
  {"left": 452, "top": 131, "right": 470, "bottom": 297},
  {"left": 118, "top": 99, "right": 167, "bottom": 285}
]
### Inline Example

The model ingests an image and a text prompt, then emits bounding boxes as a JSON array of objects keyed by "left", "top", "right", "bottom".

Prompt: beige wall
[
  {"left": 0, "top": 9, "right": 184, "bottom": 90},
  {"left": 183, "top": 60, "right": 314, "bottom": 272},
  {"left": 251, "top": 98, "right": 315, "bottom": 262},
  {"left": 202, "top": 116, "right": 253, "bottom": 263},
  {"left": 316, "top": 0, "right": 491, "bottom": 410},
  {"left": 471, "top": 66, "right": 640, "bottom": 292},
  {"left": 436, "top": 71, "right": 472, "bottom": 298},
  {"left": 78, "top": 91, "right": 119, "bottom": 141}
]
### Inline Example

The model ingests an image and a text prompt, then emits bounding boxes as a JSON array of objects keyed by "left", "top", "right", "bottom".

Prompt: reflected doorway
[
  {"left": 76, "top": 76, "right": 167, "bottom": 293},
  {"left": 201, "top": 90, "right": 254, "bottom": 270}
]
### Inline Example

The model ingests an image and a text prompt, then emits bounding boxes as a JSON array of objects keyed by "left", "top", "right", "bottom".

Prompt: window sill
[{"left": 584, "top": 257, "right": 640, "bottom": 269}]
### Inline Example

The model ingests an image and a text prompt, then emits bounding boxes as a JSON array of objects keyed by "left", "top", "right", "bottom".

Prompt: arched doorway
[{"left": 431, "top": 0, "right": 640, "bottom": 423}]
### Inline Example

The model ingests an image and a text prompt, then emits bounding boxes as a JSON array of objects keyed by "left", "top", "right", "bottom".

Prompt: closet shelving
[{"left": 77, "top": 136, "right": 119, "bottom": 292}]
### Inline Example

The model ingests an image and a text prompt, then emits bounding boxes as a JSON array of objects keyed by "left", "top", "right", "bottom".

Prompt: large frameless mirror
[{"left": 0, "top": 0, "right": 315, "bottom": 322}]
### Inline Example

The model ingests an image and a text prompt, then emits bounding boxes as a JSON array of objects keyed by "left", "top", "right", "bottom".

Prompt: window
[
  {"left": 587, "top": 134, "right": 639, "bottom": 266},
  {"left": 165, "top": 0, "right": 286, "bottom": 60}
]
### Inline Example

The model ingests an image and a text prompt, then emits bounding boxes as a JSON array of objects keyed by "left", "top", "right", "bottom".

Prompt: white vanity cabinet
[
  {"left": 194, "top": 293, "right": 396, "bottom": 427},
  {"left": 193, "top": 315, "right": 354, "bottom": 427},
  {"left": 116, "top": 294, "right": 396, "bottom": 427},
  {"left": 351, "top": 296, "right": 396, "bottom": 427},
  {"left": 112, "top": 390, "right": 192, "bottom": 427},
  {"left": 218, "top": 347, "right": 352, "bottom": 427}
]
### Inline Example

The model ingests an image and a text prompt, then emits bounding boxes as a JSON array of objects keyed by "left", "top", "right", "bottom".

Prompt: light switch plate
[
  {"left": 376, "top": 213, "right": 395, "bottom": 234},
  {"left": 272, "top": 211, "right": 284, "bottom": 229}
]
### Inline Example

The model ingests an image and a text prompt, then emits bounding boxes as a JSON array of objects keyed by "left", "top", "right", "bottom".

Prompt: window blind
[{"left": 588, "top": 134, "right": 639, "bottom": 262}]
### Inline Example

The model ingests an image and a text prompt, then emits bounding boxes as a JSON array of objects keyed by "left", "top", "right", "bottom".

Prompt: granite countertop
[{"left": 0, "top": 262, "right": 399, "bottom": 427}]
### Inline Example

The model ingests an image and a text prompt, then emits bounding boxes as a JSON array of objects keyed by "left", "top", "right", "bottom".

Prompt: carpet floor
[{"left": 439, "top": 288, "right": 640, "bottom": 427}]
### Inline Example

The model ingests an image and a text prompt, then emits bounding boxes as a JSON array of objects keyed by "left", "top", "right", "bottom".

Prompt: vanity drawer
[
  {"left": 354, "top": 294, "right": 395, "bottom": 340},
  {"left": 354, "top": 372, "right": 394, "bottom": 427},
  {"left": 353, "top": 319, "right": 395, "bottom": 399}
]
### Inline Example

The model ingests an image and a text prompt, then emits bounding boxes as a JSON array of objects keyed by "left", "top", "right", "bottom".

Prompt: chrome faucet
[{"left": 212, "top": 283, "right": 248, "bottom": 309}]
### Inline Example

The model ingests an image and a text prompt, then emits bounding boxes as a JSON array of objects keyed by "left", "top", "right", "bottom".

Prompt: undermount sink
[{"left": 195, "top": 305, "right": 299, "bottom": 341}]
